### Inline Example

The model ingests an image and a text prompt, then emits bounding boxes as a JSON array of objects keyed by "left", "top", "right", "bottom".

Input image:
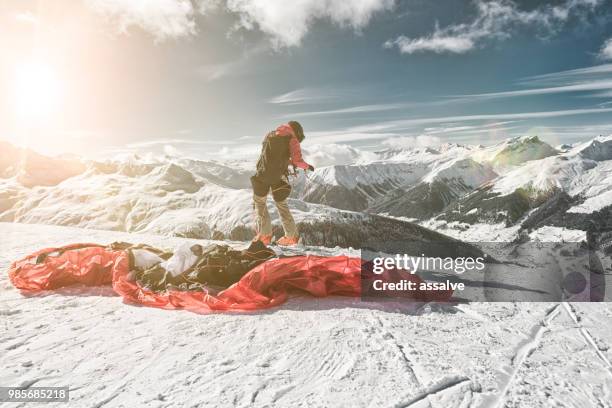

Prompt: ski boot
[{"left": 253, "top": 234, "right": 272, "bottom": 246}]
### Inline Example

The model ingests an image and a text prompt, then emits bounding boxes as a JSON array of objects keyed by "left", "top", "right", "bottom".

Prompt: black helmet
[{"left": 288, "top": 121, "right": 305, "bottom": 142}]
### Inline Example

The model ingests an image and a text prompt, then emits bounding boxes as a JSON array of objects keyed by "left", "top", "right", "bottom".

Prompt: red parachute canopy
[{"left": 9, "top": 244, "right": 453, "bottom": 313}]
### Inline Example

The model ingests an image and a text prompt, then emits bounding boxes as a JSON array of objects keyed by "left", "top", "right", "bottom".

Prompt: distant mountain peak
[
  {"left": 576, "top": 134, "right": 612, "bottom": 161},
  {"left": 491, "top": 135, "right": 557, "bottom": 167}
]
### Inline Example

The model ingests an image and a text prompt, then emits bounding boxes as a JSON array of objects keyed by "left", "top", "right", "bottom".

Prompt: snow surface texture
[{"left": 2, "top": 222, "right": 612, "bottom": 407}]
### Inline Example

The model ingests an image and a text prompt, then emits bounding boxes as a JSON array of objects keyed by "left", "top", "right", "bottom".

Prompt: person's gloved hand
[{"left": 307, "top": 165, "right": 315, "bottom": 172}]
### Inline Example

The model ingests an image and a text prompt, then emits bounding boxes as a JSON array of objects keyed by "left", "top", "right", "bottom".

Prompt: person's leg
[
  {"left": 251, "top": 176, "right": 272, "bottom": 240},
  {"left": 274, "top": 199, "right": 298, "bottom": 238},
  {"left": 270, "top": 177, "right": 298, "bottom": 239},
  {"left": 253, "top": 193, "right": 273, "bottom": 236}
]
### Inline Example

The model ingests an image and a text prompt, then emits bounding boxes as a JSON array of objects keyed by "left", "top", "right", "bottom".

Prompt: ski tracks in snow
[
  {"left": 396, "top": 376, "right": 472, "bottom": 408},
  {"left": 493, "top": 302, "right": 612, "bottom": 408},
  {"left": 492, "top": 304, "right": 561, "bottom": 408},
  {"left": 91, "top": 345, "right": 168, "bottom": 408},
  {"left": 562, "top": 302, "right": 612, "bottom": 374},
  {"left": 371, "top": 312, "right": 479, "bottom": 408}
]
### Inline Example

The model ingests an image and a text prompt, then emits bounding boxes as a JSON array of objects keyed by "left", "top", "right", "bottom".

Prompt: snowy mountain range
[
  {"left": 298, "top": 135, "right": 612, "bottom": 242},
  {"left": 1, "top": 134, "right": 612, "bottom": 248}
]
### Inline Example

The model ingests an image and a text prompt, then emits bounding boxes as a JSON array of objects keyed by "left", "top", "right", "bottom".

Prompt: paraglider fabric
[{"left": 8, "top": 243, "right": 452, "bottom": 313}]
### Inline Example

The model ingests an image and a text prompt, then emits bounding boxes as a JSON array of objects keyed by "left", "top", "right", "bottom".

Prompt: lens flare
[{"left": 14, "top": 61, "right": 62, "bottom": 123}]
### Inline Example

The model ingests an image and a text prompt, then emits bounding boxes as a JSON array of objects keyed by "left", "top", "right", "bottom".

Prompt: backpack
[{"left": 255, "top": 131, "right": 291, "bottom": 184}]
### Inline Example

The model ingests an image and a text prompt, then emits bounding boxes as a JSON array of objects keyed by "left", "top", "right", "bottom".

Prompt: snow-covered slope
[
  {"left": 290, "top": 155, "right": 442, "bottom": 211},
  {"left": 490, "top": 135, "right": 558, "bottom": 169},
  {"left": 574, "top": 135, "right": 612, "bottom": 162},
  {"left": 423, "top": 157, "right": 497, "bottom": 187},
  {"left": 3, "top": 222, "right": 612, "bottom": 407},
  {"left": 565, "top": 136, "right": 612, "bottom": 214},
  {"left": 371, "top": 158, "right": 498, "bottom": 219},
  {"left": 0, "top": 141, "right": 86, "bottom": 187},
  {"left": 490, "top": 136, "right": 612, "bottom": 198},
  {"left": 294, "top": 137, "right": 560, "bottom": 222},
  {"left": 292, "top": 144, "right": 490, "bottom": 215},
  {"left": 436, "top": 135, "right": 612, "bottom": 231},
  {"left": 491, "top": 155, "right": 591, "bottom": 197}
]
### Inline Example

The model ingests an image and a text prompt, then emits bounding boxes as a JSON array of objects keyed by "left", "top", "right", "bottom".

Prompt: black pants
[
  {"left": 250, "top": 175, "right": 291, "bottom": 202},
  {"left": 250, "top": 175, "right": 297, "bottom": 237}
]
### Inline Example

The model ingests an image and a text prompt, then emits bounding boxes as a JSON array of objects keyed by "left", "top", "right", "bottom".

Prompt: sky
[{"left": 1, "top": 0, "right": 612, "bottom": 159}]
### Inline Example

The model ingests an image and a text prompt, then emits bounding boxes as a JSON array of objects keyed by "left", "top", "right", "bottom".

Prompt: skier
[{"left": 251, "top": 121, "right": 314, "bottom": 246}]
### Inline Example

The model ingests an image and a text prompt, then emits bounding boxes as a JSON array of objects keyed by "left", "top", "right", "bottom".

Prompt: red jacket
[{"left": 275, "top": 124, "right": 311, "bottom": 170}]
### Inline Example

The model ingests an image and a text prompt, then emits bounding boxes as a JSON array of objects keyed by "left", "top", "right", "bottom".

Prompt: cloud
[
  {"left": 307, "top": 108, "right": 612, "bottom": 144},
  {"left": 280, "top": 95, "right": 467, "bottom": 117},
  {"left": 195, "top": 42, "right": 268, "bottom": 81},
  {"left": 215, "top": 143, "right": 260, "bottom": 159},
  {"left": 196, "top": 0, "right": 223, "bottom": 14},
  {"left": 14, "top": 12, "right": 40, "bottom": 25},
  {"left": 268, "top": 88, "right": 340, "bottom": 105},
  {"left": 385, "top": 0, "right": 602, "bottom": 54},
  {"left": 423, "top": 121, "right": 516, "bottom": 134},
  {"left": 225, "top": 0, "right": 395, "bottom": 48},
  {"left": 163, "top": 144, "right": 183, "bottom": 156},
  {"left": 382, "top": 135, "right": 442, "bottom": 149},
  {"left": 307, "top": 130, "right": 400, "bottom": 144},
  {"left": 86, "top": 0, "right": 393, "bottom": 45},
  {"left": 365, "top": 107, "right": 612, "bottom": 132},
  {"left": 283, "top": 103, "right": 407, "bottom": 118},
  {"left": 303, "top": 107, "right": 612, "bottom": 145},
  {"left": 539, "top": 123, "right": 612, "bottom": 134},
  {"left": 85, "top": 0, "right": 197, "bottom": 40},
  {"left": 196, "top": 61, "right": 240, "bottom": 81},
  {"left": 385, "top": 33, "right": 475, "bottom": 55},
  {"left": 599, "top": 38, "right": 612, "bottom": 61},
  {"left": 455, "top": 79, "right": 612, "bottom": 99},
  {"left": 302, "top": 143, "right": 376, "bottom": 167},
  {"left": 126, "top": 138, "right": 236, "bottom": 149},
  {"left": 522, "top": 63, "right": 612, "bottom": 84},
  {"left": 448, "top": 61, "right": 612, "bottom": 101}
]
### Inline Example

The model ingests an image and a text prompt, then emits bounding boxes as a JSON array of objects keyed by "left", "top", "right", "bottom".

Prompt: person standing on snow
[{"left": 251, "top": 121, "right": 314, "bottom": 247}]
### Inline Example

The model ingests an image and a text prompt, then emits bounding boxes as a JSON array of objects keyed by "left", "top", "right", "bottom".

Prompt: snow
[
  {"left": 489, "top": 136, "right": 558, "bottom": 170},
  {"left": 529, "top": 226, "right": 587, "bottom": 242},
  {"left": 490, "top": 155, "right": 590, "bottom": 197},
  {"left": 302, "top": 143, "right": 377, "bottom": 167},
  {"left": 3, "top": 135, "right": 612, "bottom": 406},
  {"left": 0, "top": 159, "right": 366, "bottom": 238},
  {"left": 480, "top": 136, "right": 612, "bottom": 213},
  {"left": 2, "top": 133, "right": 612, "bottom": 249},
  {"left": 2, "top": 222, "right": 612, "bottom": 407},
  {"left": 569, "top": 189, "right": 612, "bottom": 214},
  {"left": 570, "top": 134, "right": 612, "bottom": 162},
  {"left": 466, "top": 136, "right": 554, "bottom": 171},
  {"left": 422, "top": 157, "right": 497, "bottom": 188},
  {"left": 293, "top": 144, "right": 494, "bottom": 206},
  {"left": 0, "top": 141, "right": 86, "bottom": 188},
  {"left": 568, "top": 160, "right": 612, "bottom": 214},
  {"left": 302, "top": 161, "right": 427, "bottom": 190},
  {"left": 419, "top": 218, "right": 521, "bottom": 243}
]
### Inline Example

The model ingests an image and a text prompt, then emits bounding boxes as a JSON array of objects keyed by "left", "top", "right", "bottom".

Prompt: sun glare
[{"left": 14, "top": 61, "right": 62, "bottom": 123}]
